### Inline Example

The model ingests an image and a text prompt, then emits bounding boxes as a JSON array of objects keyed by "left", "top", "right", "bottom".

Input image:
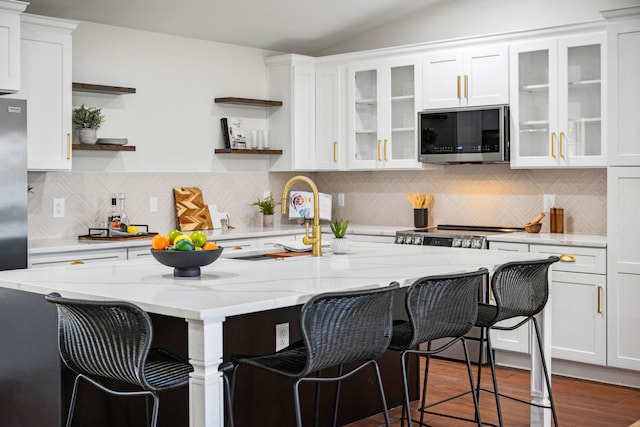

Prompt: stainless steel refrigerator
[{"left": 0, "top": 98, "right": 27, "bottom": 270}]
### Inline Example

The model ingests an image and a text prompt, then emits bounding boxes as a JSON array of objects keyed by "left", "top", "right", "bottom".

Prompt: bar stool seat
[
  {"left": 45, "top": 292, "right": 193, "bottom": 427},
  {"left": 219, "top": 283, "right": 399, "bottom": 427}
]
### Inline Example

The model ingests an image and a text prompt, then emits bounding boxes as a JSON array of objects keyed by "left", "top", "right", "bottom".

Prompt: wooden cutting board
[{"left": 173, "top": 187, "right": 213, "bottom": 231}]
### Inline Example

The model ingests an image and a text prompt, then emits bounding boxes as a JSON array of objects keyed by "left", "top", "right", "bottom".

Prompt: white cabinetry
[
  {"left": 29, "top": 247, "right": 127, "bottom": 268},
  {"left": 489, "top": 240, "right": 607, "bottom": 365},
  {"left": 7, "top": 14, "right": 77, "bottom": 171},
  {"left": 509, "top": 33, "right": 606, "bottom": 168},
  {"left": 266, "top": 54, "right": 316, "bottom": 171},
  {"left": 422, "top": 44, "right": 508, "bottom": 109},
  {"left": 347, "top": 56, "right": 421, "bottom": 169},
  {"left": 606, "top": 10, "right": 640, "bottom": 165},
  {"left": 0, "top": 0, "right": 27, "bottom": 93},
  {"left": 607, "top": 167, "right": 640, "bottom": 370},
  {"left": 315, "top": 63, "right": 344, "bottom": 170}
]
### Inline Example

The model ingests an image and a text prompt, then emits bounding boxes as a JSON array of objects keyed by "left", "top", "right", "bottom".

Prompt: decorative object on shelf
[
  {"left": 97, "top": 138, "right": 128, "bottom": 146},
  {"left": 72, "top": 104, "right": 104, "bottom": 145},
  {"left": 250, "top": 195, "right": 279, "bottom": 227},
  {"left": 330, "top": 218, "right": 350, "bottom": 254},
  {"left": 226, "top": 117, "right": 246, "bottom": 149}
]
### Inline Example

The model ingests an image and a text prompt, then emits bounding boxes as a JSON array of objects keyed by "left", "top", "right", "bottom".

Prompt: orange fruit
[
  {"left": 152, "top": 234, "right": 170, "bottom": 250},
  {"left": 202, "top": 242, "right": 219, "bottom": 251}
]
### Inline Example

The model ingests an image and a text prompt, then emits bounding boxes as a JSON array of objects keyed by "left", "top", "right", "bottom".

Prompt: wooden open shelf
[
  {"left": 214, "top": 148, "right": 282, "bottom": 155},
  {"left": 72, "top": 82, "right": 136, "bottom": 95},
  {"left": 72, "top": 144, "right": 136, "bottom": 152},
  {"left": 215, "top": 97, "right": 282, "bottom": 107}
]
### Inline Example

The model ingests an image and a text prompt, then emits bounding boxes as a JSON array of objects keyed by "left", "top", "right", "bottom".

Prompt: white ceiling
[{"left": 25, "top": 0, "right": 446, "bottom": 56}]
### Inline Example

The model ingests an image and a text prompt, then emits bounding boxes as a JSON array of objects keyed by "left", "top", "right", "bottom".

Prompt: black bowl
[{"left": 150, "top": 247, "right": 224, "bottom": 277}]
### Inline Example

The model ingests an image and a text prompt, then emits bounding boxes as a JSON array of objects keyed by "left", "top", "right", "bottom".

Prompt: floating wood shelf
[
  {"left": 214, "top": 97, "right": 282, "bottom": 107},
  {"left": 72, "top": 82, "right": 136, "bottom": 95},
  {"left": 72, "top": 144, "right": 136, "bottom": 152},
  {"left": 214, "top": 148, "right": 282, "bottom": 155}
]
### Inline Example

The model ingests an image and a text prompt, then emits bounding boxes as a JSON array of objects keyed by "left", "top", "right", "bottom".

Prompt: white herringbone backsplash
[{"left": 28, "top": 164, "right": 606, "bottom": 240}]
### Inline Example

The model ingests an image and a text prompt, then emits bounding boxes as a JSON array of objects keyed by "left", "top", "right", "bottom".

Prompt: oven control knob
[
  {"left": 413, "top": 236, "right": 422, "bottom": 245},
  {"left": 395, "top": 235, "right": 404, "bottom": 244},
  {"left": 452, "top": 237, "right": 462, "bottom": 247},
  {"left": 471, "top": 239, "right": 483, "bottom": 249},
  {"left": 462, "top": 238, "right": 472, "bottom": 248}
]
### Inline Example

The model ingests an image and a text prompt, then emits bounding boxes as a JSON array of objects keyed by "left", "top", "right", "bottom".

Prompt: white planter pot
[
  {"left": 331, "top": 237, "right": 349, "bottom": 254},
  {"left": 78, "top": 128, "right": 98, "bottom": 145},
  {"left": 263, "top": 214, "right": 274, "bottom": 227}
]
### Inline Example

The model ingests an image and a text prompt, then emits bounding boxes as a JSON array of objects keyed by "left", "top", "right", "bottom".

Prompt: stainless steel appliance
[
  {"left": 419, "top": 105, "right": 510, "bottom": 164},
  {"left": 396, "top": 224, "right": 524, "bottom": 364},
  {"left": 0, "top": 98, "right": 28, "bottom": 270}
]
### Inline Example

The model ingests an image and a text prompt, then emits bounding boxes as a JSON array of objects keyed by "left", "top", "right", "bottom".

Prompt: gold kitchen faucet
[{"left": 281, "top": 176, "right": 322, "bottom": 256}]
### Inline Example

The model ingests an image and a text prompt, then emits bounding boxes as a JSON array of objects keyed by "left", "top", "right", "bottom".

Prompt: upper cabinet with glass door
[
  {"left": 347, "top": 57, "right": 421, "bottom": 169},
  {"left": 510, "top": 33, "right": 606, "bottom": 168}
]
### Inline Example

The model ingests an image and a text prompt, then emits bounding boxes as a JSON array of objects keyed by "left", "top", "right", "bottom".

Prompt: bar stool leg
[
  {"left": 400, "top": 352, "right": 414, "bottom": 427},
  {"left": 485, "top": 331, "right": 504, "bottom": 427},
  {"left": 461, "top": 338, "right": 482, "bottom": 426}
]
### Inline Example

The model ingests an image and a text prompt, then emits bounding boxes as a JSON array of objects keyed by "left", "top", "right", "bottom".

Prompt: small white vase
[
  {"left": 78, "top": 128, "right": 98, "bottom": 145},
  {"left": 263, "top": 214, "right": 274, "bottom": 227},
  {"left": 331, "top": 237, "right": 349, "bottom": 254}
]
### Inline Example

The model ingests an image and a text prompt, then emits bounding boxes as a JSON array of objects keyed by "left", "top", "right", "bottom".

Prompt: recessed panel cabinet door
[{"left": 0, "top": 4, "right": 26, "bottom": 93}]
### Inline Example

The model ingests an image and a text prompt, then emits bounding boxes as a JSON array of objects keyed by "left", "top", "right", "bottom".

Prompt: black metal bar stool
[
  {"left": 219, "top": 283, "right": 399, "bottom": 427},
  {"left": 475, "top": 256, "right": 560, "bottom": 427},
  {"left": 389, "top": 268, "right": 488, "bottom": 427},
  {"left": 45, "top": 292, "right": 194, "bottom": 427}
]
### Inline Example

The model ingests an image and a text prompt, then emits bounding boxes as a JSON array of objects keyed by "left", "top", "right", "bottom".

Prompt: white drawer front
[{"left": 530, "top": 244, "right": 606, "bottom": 275}]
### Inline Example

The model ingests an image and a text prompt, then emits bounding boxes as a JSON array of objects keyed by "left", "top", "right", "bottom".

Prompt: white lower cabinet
[
  {"left": 29, "top": 248, "right": 128, "bottom": 268},
  {"left": 489, "top": 241, "right": 607, "bottom": 365}
]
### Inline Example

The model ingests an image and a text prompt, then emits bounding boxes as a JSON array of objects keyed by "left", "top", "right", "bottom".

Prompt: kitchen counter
[
  {"left": 0, "top": 241, "right": 554, "bottom": 427},
  {"left": 487, "top": 232, "right": 607, "bottom": 248}
]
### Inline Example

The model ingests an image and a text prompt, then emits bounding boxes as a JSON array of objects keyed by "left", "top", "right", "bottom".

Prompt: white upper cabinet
[
  {"left": 7, "top": 14, "right": 77, "bottom": 171},
  {"left": 422, "top": 44, "right": 509, "bottom": 109},
  {"left": 606, "top": 12, "right": 640, "bottom": 166},
  {"left": 266, "top": 55, "right": 316, "bottom": 171},
  {"left": 347, "top": 56, "right": 421, "bottom": 170},
  {"left": 510, "top": 33, "right": 606, "bottom": 168},
  {"left": 0, "top": 0, "right": 27, "bottom": 93},
  {"left": 315, "top": 63, "right": 344, "bottom": 170}
]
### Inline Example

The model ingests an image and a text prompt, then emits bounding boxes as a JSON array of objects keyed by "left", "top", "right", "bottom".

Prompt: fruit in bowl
[
  {"left": 150, "top": 231, "right": 223, "bottom": 277},
  {"left": 150, "top": 247, "right": 224, "bottom": 277}
]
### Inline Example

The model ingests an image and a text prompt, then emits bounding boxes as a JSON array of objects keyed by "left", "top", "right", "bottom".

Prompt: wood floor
[{"left": 346, "top": 358, "right": 640, "bottom": 427}]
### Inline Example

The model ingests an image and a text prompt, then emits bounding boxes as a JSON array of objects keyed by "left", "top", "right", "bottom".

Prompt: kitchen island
[{"left": 0, "top": 242, "right": 553, "bottom": 427}]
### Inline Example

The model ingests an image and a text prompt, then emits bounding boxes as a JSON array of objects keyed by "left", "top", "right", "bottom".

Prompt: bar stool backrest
[
  {"left": 491, "top": 256, "right": 560, "bottom": 323},
  {"left": 299, "top": 283, "right": 399, "bottom": 375},
  {"left": 46, "top": 293, "right": 154, "bottom": 390},
  {"left": 405, "top": 269, "right": 487, "bottom": 348}
]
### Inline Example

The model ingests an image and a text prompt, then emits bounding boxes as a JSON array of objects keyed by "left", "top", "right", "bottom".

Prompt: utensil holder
[{"left": 414, "top": 208, "right": 428, "bottom": 229}]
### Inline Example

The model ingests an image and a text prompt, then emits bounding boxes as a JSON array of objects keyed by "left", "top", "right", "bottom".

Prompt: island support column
[
  {"left": 529, "top": 275, "right": 553, "bottom": 427},
  {"left": 187, "top": 316, "right": 225, "bottom": 427}
]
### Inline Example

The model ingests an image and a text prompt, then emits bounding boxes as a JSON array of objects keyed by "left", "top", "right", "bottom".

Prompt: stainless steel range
[{"left": 395, "top": 224, "right": 525, "bottom": 249}]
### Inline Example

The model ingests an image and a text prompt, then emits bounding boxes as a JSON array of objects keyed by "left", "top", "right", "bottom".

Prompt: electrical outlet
[
  {"left": 53, "top": 198, "right": 65, "bottom": 218},
  {"left": 543, "top": 194, "right": 556, "bottom": 212},
  {"left": 337, "top": 193, "right": 345, "bottom": 207},
  {"left": 275, "top": 322, "right": 289, "bottom": 351},
  {"left": 149, "top": 196, "right": 158, "bottom": 212}
]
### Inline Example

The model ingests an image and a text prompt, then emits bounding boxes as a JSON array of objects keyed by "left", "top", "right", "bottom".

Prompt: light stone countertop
[
  {"left": 486, "top": 232, "right": 607, "bottom": 248},
  {"left": 3, "top": 241, "right": 547, "bottom": 321}
]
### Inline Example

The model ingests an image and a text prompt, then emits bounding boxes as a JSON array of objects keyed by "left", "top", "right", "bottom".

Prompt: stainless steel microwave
[{"left": 419, "top": 105, "right": 509, "bottom": 164}]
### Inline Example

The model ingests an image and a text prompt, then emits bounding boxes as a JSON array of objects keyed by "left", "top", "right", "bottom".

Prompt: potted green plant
[
  {"left": 72, "top": 104, "right": 104, "bottom": 144},
  {"left": 329, "top": 218, "right": 350, "bottom": 254},
  {"left": 250, "top": 195, "right": 279, "bottom": 226}
]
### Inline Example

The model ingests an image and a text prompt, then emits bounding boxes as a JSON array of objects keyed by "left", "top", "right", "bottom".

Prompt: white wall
[
  {"left": 320, "top": 0, "right": 640, "bottom": 55},
  {"left": 71, "top": 21, "right": 277, "bottom": 172}
]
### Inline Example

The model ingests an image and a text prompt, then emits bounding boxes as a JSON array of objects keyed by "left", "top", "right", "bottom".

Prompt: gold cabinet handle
[
  {"left": 67, "top": 133, "right": 72, "bottom": 160},
  {"left": 333, "top": 141, "right": 337, "bottom": 163},
  {"left": 377, "top": 139, "right": 381, "bottom": 161},
  {"left": 383, "top": 139, "right": 388, "bottom": 161},
  {"left": 559, "top": 132, "right": 565, "bottom": 158},
  {"left": 551, "top": 132, "right": 556, "bottom": 158},
  {"left": 464, "top": 75, "right": 468, "bottom": 100},
  {"left": 559, "top": 254, "right": 576, "bottom": 262},
  {"left": 457, "top": 75, "right": 461, "bottom": 100},
  {"left": 597, "top": 285, "right": 603, "bottom": 314},
  {"left": 69, "top": 260, "right": 85, "bottom": 265}
]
